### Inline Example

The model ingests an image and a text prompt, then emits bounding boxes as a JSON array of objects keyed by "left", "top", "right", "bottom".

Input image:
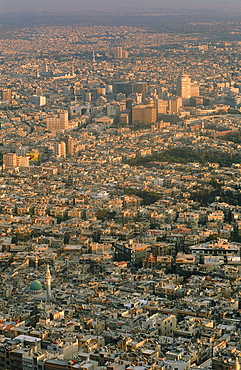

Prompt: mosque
[{"left": 29, "top": 265, "right": 52, "bottom": 303}]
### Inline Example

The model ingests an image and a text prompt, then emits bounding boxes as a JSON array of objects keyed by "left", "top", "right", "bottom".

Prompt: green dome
[{"left": 30, "top": 280, "right": 42, "bottom": 291}]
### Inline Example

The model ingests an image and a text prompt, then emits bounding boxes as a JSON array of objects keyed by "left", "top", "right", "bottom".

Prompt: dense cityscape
[{"left": 0, "top": 7, "right": 241, "bottom": 370}]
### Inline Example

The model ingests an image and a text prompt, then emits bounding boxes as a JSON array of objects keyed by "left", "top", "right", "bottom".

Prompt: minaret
[
  {"left": 92, "top": 50, "right": 96, "bottom": 63},
  {"left": 46, "top": 265, "right": 51, "bottom": 304},
  {"left": 35, "top": 255, "right": 38, "bottom": 269},
  {"left": 234, "top": 357, "right": 240, "bottom": 370}
]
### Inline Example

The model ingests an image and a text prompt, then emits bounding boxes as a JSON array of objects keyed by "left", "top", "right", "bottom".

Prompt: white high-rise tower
[{"left": 176, "top": 74, "right": 191, "bottom": 99}]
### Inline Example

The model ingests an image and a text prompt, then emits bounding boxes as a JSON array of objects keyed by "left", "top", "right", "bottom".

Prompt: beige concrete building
[
  {"left": 132, "top": 103, "right": 157, "bottom": 124},
  {"left": 168, "top": 96, "right": 183, "bottom": 114},
  {"left": 113, "top": 46, "right": 123, "bottom": 59},
  {"left": 46, "top": 110, "right": 68, "bottom": 132},
  {"left": 3, "top": 153, "right": 29, "bottom": 168},
  {"left": 1, "top": 88, "right": 12, "bottom": 101}
]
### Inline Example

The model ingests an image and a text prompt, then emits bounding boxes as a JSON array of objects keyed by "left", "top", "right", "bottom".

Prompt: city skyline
[{"left": 1, "top": 1, "right": 241, "bottom": 369}]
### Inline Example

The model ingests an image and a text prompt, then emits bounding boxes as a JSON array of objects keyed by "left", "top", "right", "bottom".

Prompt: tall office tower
[
  {"left": 46, "top": 265, "right": 51, "bottom": 304},
  {"left": 1, "top": 88, "right": 12, "bottom": 101},
  {"left": 113, "top": 46, "right": 123, "bottom": 59},
  {"left": 177, "top": 74, "right": 191, "bottom": 99},
  {"left": 59, "top": 110, "right": 68, "bottom": 130}
]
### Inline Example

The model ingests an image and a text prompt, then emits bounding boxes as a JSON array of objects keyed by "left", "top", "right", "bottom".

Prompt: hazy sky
[{"left": 1, "top": 0, "right": 241, "bottom": 12}]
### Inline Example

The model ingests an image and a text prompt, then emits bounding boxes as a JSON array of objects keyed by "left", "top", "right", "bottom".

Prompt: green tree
[{"left": 96, "top": 208, "right": 108, "bottom": 220}]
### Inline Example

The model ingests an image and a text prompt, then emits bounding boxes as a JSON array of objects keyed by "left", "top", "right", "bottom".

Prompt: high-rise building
[
  {"left": 114, "top": 82, "right": 133, "bottom": 95},
  {"left": 59, "top": 141, "right": 67, "bottom": 158},
  {"left": 16, "top": 147, "right": 27, "bottom": 156},
  {"left": 119, "top": 112, "right": 130, "bottom": 125},
  {"left": 156, "top": 99, "right": 168, "bottom": 115},
  {"left": 64, "top": 136, "right": 76, "bottom": 156},
  {"left": 85, "top": 91, "right": 92, "bottom": 101},
  {"left": 1, "top": 88, "right": 12, "bottom": 101},
  {"left": 132, "top": 102, "right": 157, "bottom": 124},
  {"left": 2, "top": 153, "right": 18, "bottom": 168},
  {"left": 177, "top": 74, "right": 191, "bottom": 99},
  {"left": 59, "top": 110, "right": 68, "bottom": 130},
  {"left": 46, "top": 110, "right": 68, "bottom": 132},
  {"left": 123, "top": 50, "right": 129, "bottom": 58},
  {"left": 18, "top": 156, "right": 30, "bottom": 167},
  {"left": 113, "top": 46, "right": 123, "bottom": 59},
  {"left": 53, "top": 141, "right": 66, "bottom": 158},
  {"left": 107, "top": 104, "right": 120, "bottom": 117},
  {"left": 2, "top": 153, "right": 29, "bottom": 168},
  {"left": 46, "top": 116, "right": 60, "bottom": 132},
  {"left": 167, "top": 96, "right": 182, "bottom": 114},
  {"left": 190, "top": 82, "right": 200, "bottom": 97},
  {"left": 126, "top": 99, "right": 133, "bottom": 110},
  {"left": 70, "top": 104, "right": 91, "bottom": 117},
  {"left": 114, "top": 82, "right": 148, "bottom": 96},
  {"left": 32, "top": 95, "right": 46, "bottom": 106}
]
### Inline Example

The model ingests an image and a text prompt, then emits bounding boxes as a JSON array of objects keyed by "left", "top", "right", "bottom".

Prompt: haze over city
[{"left": 1, "top": 0, "right": 241, "bottom": 12}]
